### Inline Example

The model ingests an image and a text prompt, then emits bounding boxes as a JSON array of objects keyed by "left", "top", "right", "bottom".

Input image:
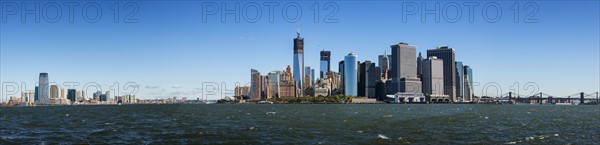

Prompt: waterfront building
[
  {"left": 422, "top": 56, "right": 449, "bottom": 102},
  {"left": 293, "top": 31, "right": 305, "bottom": 96},
  {"left": 304, "top": 66, "right": 313, "bottom": 88},
  {"left": 320, "top": 50, "right": 331, "bottom": 78},
  {"left": 338, "top": 60, "right": 345, "bottom": 95},
  {"left": 105, "top": 91, "right": 111, "bottom": 102},
  {"left": 464, "top": 65, "right": 474, "bottom": 102},
  {"left": 359, "top": 61, "right": 377, "bottom": 98},
  {"left": 50, "top": 85, "right": 59, "bottom": 100},
  {"left": 344, "top": 53, "right": 358, "bottom": 96},
  {"left": 390, "top": 42, "right": 422, "bottom": 95},
  {"left": 234, "top": 86, "right": 250, "bottom": 97},
  {"left": 280, "top": 65, "right": 298, "bottom": 98},
  {"left": 93, "top": 91, "right": 102, "bottom": 101},
  {"left": 314, "top": 78, "right": 332, "bottom": 97},
  {"left": 455, "top": 61, "right": 464, "bottom": 100},
  {"left": 38, "top": 73, "right": 49, "bottom": 104},
  {"left": 76, "top": 91, "right": 83, "bottom": 102},
  {"left": 34, "top": 86, "right": 38, "bottom": 102},
  {"left": 267, "top": 71, "right": 281, "bottom": 98},
  {"left": 427, "top": 46, "right": 457, "bottom": 101},
  {"left": 67, "top": 89, "right": 76, "bottom": 102},
  {"left": 250, "top": 69, "right": 263, "bottom": 100}
]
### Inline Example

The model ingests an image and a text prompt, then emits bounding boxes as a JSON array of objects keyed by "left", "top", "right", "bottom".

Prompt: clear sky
[{"left": 1, "top": 0, "right": 599, "bottom": 100}]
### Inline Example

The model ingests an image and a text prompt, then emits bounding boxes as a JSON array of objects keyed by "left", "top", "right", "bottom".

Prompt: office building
[
  {"left": 464, "top": 65, "right": 474, "bottom": 102},
  {"left": 359, "top": 61, "right": 378, "bottom": 98},
  {"left": 427, "top": 46, "right": 457, "bottom": 101},
  {"left": 338, "top": 60, "right": 345, "bottom": 95},
  {"left": 390, "top": 42, "right": 422, "bottom": 94},
  {"left": 344, "top": 53, "right": 358, "bottom": 96},
  {"left": 38, "top": 73, "right": 49, "bottom": 104},
  {"left": 267, "top": 71, "right": 281, "bottom": 98},
  {"left": 250, "top": 69, "right": 262, "bottom": 100},
  {"left": 67, "top": 89, "right": 76, "bottom": 102},
  {"left": 455, "top": 61, "right": 464, "bottom": 100},
  {"left": 417, "top": 52, "right": 423, "bottom": 78},
  {"left": 293, "top": 31, "right": 305, "bottom": 96},
  {"left": 320, "top": 50, "right": 331, "bottom": 78},
  {"left": 422, "top": 56, "right": 448, "bottom": 102},
  {"left": 378, "top": 51, "right": 391, "bottom": 79}
]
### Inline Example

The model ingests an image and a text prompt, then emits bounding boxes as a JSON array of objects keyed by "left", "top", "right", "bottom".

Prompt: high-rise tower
[
  {"left": 293, "top": 31, "right": 304, "bottom": 96},
  {"left": 320, "top": 50, "right": 331, "bottom": 78},
  {"left": 427, "top": 46, "right": 457, "bottom": 101},
  {"left": 38, "top": 73, "right": 49, "bottom": 104},
  {"left": 344, "top": 53, "right": 358, "bottom": 96}
]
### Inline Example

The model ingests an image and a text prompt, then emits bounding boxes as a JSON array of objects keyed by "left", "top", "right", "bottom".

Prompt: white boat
[{"left": 257, "top": 101, "right": 273, "bottom": 104}]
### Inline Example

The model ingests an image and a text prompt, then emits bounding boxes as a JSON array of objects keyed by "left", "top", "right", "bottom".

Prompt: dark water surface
[{"left": 1, "top": 104, "right": 598, "bottom": 144}]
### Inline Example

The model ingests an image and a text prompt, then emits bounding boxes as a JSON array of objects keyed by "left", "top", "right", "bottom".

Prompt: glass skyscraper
[
  {"left": 38, "top": 73, "right": 49, "bottom": 104},
  {"left": 320, "top": 50, "right": 331, "bottom": 79},
  {"left": 344, "top": 53, "right": 358, "bottom": 96},
  {"left": 293, "top": 32, "right": 304, "bottom": 96},
  {"left": 455, "top": 61, "right": 464, "bottom": 98}
]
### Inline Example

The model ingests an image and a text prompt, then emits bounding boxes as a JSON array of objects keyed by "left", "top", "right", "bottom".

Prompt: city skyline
[{"left": 1, "top": 1, "right": 598, "bottom": 100}]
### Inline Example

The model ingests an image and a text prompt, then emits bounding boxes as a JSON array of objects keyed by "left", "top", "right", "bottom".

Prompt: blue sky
[{"left": 1, "top": 0, "right": 599, "bottom": 100}]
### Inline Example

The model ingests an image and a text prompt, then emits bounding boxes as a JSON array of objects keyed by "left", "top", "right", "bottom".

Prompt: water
[{"left": 1, "top": 104, "right": 598, "bottom": 144}]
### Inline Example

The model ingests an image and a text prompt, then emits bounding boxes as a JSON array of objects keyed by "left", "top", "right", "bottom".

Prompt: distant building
[
  {"left": 250, "top": 69, "right": 262, "bottom": 100},
  {"left": 279, "top": 65, "right": 298, "bottom": 98},
  {"left": 359, "top": 61, "right": 378, "bottom": 98},
  {"left": 320, "top": 50, "right": 331, "bottom": 78},
  {"left": 293, "top": 31, "right": 304, "bottom": 96},
  {"left": 344, "top": 53, "right": 358, "bottom": 96},
  {"left": 390, "top": 42, "right": 422, "bottom": 95},
  {"left": 455, "top": 61, "right": 464, "bottom": 100},
  {"left": 50, "top": 85, "right": 59, "bottom": 100},
  {"left": 304, "top": 66, "right": 313, "bottom": 88},
  {"left": 67, "top": 89, "right": 76, "bottom": 102},
  {"left": 378, "top": 51, "right": 391, "bottom": 79},
  {"left": 38, "top": 73, "right": 49, "bottom": 104},
  {"left": 267, "top": 71, "right": 281, "bottom": 98},
  {"left": 422, "top": 56, "right": 448, "bottom": 102},
  {"left": 417, "top": 52, "right": 423, "bottom": 78},
  {"left": 463, "top": 65, "right": 474, "bottom": 102},
  {"left": 338, "top": 60, "right": 345, "bottom": 95},
  {"left": 427, "top": 46, "right": 457, "bottom": 101},
  {"left": 235, "top": 86, "right": 250, "bottom": 97}
]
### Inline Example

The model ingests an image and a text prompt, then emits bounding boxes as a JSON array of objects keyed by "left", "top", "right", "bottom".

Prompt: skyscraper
[
  {"left": 267, "top": 71, "right": 281, "bottom": 98},
  {"left": 304, "top": 66, "right": 313, "bottom": 88},
  {"left": 391, "top": 42, "right": 417, "bottom": 79},
  {"left": 417, "top": 52, "right": 423, "bottom": 78},
  {"left": 359, "top": 61, "right": 378, "bottom": 98},
  {"left": 455, "top": 61, "right": 464, "bottom": 100},
  {"left": 378, "top": 51, "right": 391, "bottom": 79},
  {"left": 38, "top": 73, "right": 49, "bottom": 104},
  {"left": 339, "top": 60, "right": 345, "bottom": 94},
  {"left": 50, "top": 85, "right": 59, "bottom": 100},
  {"left": 320, "top": 50, "right": 331, "bottom": 79},
  {"left": 250, "top": 69, "right": 262, "bottom": 100},
  {"left": 293, "top": 31, "right": 304, "bottom": 96},
  {"left": 67, "top": 89, "right": 76, "bottom": 102},
  {"left": 427, "top": 46, "right": 456, "bottom": 101},
  {"left": 463, "top": 65, "right": 474, "bottom": 102},
  {"left": 422, "top": 57, "right": 444, "bottom": 96},
  {"left": 344, "top": 53, "right": 358, "bottom": 96},
  {"left": 390, "top": 42, "right": 421, "bottom": 94}
]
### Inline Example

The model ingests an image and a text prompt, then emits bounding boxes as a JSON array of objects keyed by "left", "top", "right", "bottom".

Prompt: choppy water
[{"left": 0, "top": 104, "right": 598, "bottom": 144}]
